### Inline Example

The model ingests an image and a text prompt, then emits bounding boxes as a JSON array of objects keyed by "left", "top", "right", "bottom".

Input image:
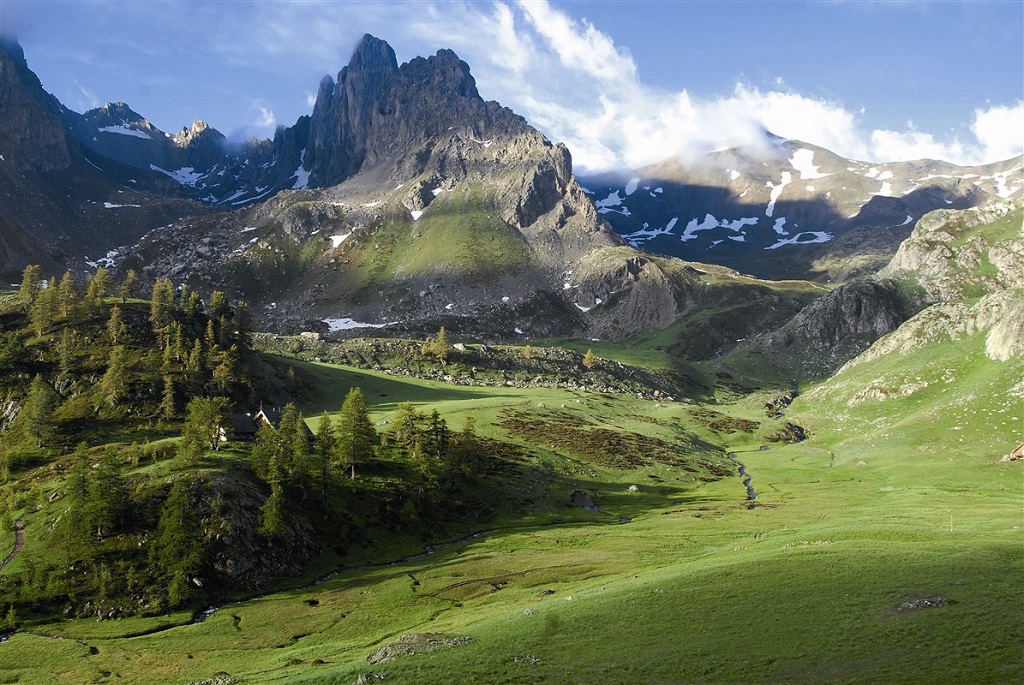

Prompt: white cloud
[{"left": 971, "top": 102, "right": 1024, "bottom": 163}]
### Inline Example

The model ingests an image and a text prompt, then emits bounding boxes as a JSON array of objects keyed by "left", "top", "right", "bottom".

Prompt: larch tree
[{"left": 337, "top": 388, "right": 376, "bottom": 479}]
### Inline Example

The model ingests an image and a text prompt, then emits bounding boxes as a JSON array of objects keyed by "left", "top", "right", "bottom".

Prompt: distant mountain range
[
  {"left": 579, "top": 140, "right": 1021, "bottom": 281},
  {"left": 2, "top": 33, "right": 1020, "bottom": 347}
]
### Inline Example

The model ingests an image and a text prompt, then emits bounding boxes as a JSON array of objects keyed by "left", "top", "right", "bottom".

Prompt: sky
[{"left": 2, "top": 0, "right": 1022, "bottom": 173}]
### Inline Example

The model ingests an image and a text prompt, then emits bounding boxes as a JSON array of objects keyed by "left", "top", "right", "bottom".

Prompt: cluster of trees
[{"left": 1, "top": 265, "right": 260, "bottom": 467}]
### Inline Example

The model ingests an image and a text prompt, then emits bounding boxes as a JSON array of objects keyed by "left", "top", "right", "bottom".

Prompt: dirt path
[{"left": 0, "top": 518, "right": 25, "bottom": 572}]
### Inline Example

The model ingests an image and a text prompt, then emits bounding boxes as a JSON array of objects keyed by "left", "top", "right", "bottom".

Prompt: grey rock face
[{"left": 0, "top": 38, "right": 71, "bottom": 172}]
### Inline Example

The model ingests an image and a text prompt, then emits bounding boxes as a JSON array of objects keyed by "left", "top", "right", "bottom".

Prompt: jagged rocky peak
[
  {"left": 0, "top": 36, "right": 72, "bottom": 172},
  {"left": 305, "top": 34, "right": 529, "bottom": 187}
]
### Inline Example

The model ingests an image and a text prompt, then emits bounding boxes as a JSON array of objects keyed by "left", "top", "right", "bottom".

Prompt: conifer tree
[
  {"left": 159, "top": 375, "right": 177, "bottom": 419},
  {"left": 150, "top": 477, "right": 204, "bottom": 608},
  {"left": 314, "top": 412, "right": 337, "bottom": 505},
  {"left": 337, "top": 388, "right": 376, "bottom": 479},
  {"left": 277, "top": 403, "right": 309, "bottom": 485},
  {"left": 434, "top": 326, "right": 449, "bottom": 363},
  {"left": 582, "top": 348, "right": 598, "bottom": 370},
  {"left": 259, "top": 455, "right": 287, "bottom": 537},
  {"left": 56, "top": 271, "right": 79, "bottom": 321},
  {"left": 208, "top": 290, "right": 229, "bottom": 320},
  {"left": 22, "top": 374, "right": 56, "bottom": 448},
  {"left": 100, "top": 345, "right": 129, "bottom": 408},
  {"left": 84, "top": 267, "right": 112, "bottom": 311},
  {"left": 118, "top": 268, "right": 138, "bottom": 303},
  {"left": 29, "top": 281, "right": 56, "bottom": 336},
  {"left": 149, "top": 277, "right": 176, "bottom": 330},
  {"left": 83, "top": 449, "right": 128, "bottom": 539},
  {"left": 106, "top": 305, "right": 125, "bottom": 344},
  {"left": 178, "top": 396, "right": 229, "bottom": 463},
  {"left": 17, "top": 265, "right": 41, "bottom": 306}
]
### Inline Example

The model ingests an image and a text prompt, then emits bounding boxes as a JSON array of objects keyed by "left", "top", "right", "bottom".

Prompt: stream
[{"left": 726, "top": 452, "right": 758, "bottom": 501}]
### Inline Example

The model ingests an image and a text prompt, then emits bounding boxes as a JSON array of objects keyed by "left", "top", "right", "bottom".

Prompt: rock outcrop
[{"left": 881, "top": 197, "right": 1024, "bottom": 301}]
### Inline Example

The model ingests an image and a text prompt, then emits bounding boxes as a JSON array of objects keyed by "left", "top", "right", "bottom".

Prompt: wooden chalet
[{"left": 219, "top": 413, "right": 260, "bottom": 442}]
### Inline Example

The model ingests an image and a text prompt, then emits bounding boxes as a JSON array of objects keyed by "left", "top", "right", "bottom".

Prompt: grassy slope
[{"left": 1, "top": 332, "right": 1020, "bottom": 684}]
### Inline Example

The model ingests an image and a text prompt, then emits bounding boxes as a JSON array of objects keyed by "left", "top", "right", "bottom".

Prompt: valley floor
[{"left": 0, "top": 359, "right": 1020, "bottom": 685}]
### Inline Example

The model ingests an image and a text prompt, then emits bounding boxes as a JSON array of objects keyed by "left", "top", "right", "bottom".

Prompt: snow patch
[
  {"left": 878, "top": 181, "right": 893, "bottom": 196},
  {"left": 240, "top": 226, "right": 257, "bottom": 233},
  {"left": 231, "top": 188, "right": 273, "bottom": 206},
  {"left": 575, "top": 304, "right": 592, "bottom": 312},
  {"left": 772, "top": 217, "right": 789, "bottom": 236},
  {"left": 514, "top": 327, "right": 523, "bottom": 334},
  {"left": 728, "top": 169, "right": 741, "bottom": 181},
  {"left": 291, "top": 148, "right": 310, "bottom": 189},
  {"left": 765, "top": 231, "right": 832, "bottom": 250},
  {"left": 150, "top": 164, "right": 204, "bottom": 187},
  {"left": 329, "top": 233, "right": 351, "bottom": 248},
  {"left": 84, "top": 250, "right": 119, "bottom": 269},
  {"left": 410, "top": 210, "right": 424, "bottom": 220},
  {"left": 680, "top": 214, "right": 758, "bottom": 242},
  {"left": 595, "top": 190, "right": 629, "bottom": 215},
  {"left": 623, "top": 217, "right": 678, "bottom": 245},
  {"left": 765, "top": 172, "right": 792, "bottom": 217},
  {"left": 501, "top": 296, "right": 510, "bottom": 303},
  {"left": 624, "top": 177, "right": 639, "bottom": 196},
  {"left": 103, "top": 202, "right": 140, "bottom": 208},
  {"left": 900, "top": 215, "right": 914, "bottom": 226},
  {"left": 789, "top": 149, "right": 830, "bottom": 179},
  {"left": 323, "top": 318, "right": 389, "bottom": 332},
  {"left": 98, "top": 124, "right": 151, "bottom": 140},
  {"left": 431, "top": 188, "right": 446, "bottom": 196}
]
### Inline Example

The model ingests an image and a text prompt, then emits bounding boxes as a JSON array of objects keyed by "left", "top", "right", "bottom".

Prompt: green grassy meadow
[{"left": 1, "top": 331, "right": 1020, "bottom": 684}]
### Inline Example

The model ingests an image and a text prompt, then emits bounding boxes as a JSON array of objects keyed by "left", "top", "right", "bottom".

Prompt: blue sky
[{"left": 2, "top": 0, "right": 1022, "bottom": 171}]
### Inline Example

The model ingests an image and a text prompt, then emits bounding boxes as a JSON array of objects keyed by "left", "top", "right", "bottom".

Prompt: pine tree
[
  {"left": 178, "top": 396, "right": 229, "bottom": 463},
  {"left": 207, "top": 290, "right": 229, "bottom": 320},
  {"left": 434, "top": 326, "right": 449, "bottom": 363},
  {"left": 99, "top": 345, "right": 129, "bottom": 408},
  {"left": 118, "top": 268, "right": 138, "bottom": 303},
  {"left": 106, "top": 305, "right": 125, "bottom": 344},
  {"left": 523, "top": 344, "right": 533, "bottom": 361},
  {"left": 258, "top": 456, "right": 287, "bottom": 537},
  {"left": 84, "top": 267, "right": 112, "bottom": 311},
  {"left": 452, "top": 415, "right": 480, "bottom": 480},
  {"left": 83, "top": 449, "right": 128, "bottom": 539},
  {"left": 61, "top": 443, "right": 92, "bottom": 554},
  {"left": 278, "top": 404, "right": 309, "bottom": 485},
  {"left": 210, "top": 345, "right": 239, "bottom": 395},
  {"left": 159, "top": 375, "right": 177, "bottom": 419},
  {"left": 149, "top": 277, "right": 176, "bottom": 330},
  {"left": 150, "top": 477, "right": 204, "bottom": 608},
  {"left": 337, "top": 388, "right": 376, "bottom": 479},
  {"left": 17, "top": 264, "right": 41, "bottom": 307},
  {"left": 56, "top": 271, "right": 79, "bottom": 321},
  {"left": 582, "top": 348, "right": 598, "bottom": 370},
  {"left": 29, "top": 281, "right": 56, "bottom": 336},
  {"left": 22, "top": 375, "right": 56, "bottom": 448},
  {"left": 314, "top": 412, "right": 337, "bottom": 505}
]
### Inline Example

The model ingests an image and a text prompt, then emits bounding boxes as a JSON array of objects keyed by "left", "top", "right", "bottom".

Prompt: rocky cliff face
[
  {"left": 0, "top": 38, "right": 71, "bottom": 172},
  {"left": 740, "top": 280, "right": 913, "bottom": 377}
]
